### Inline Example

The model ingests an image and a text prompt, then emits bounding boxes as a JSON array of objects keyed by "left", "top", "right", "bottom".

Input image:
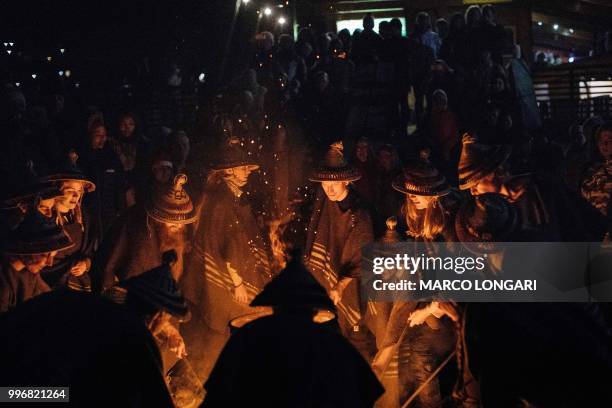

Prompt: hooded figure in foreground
[
  {"left": 202, "top": 253, "right": 384, "bottom": 408},
  {"left": 112, "top": 250, "right": 203, "bottom": 408},
  {"left": 0, "top": 291, "right": 174, "bottom": 408},
  {"left": 1, "top": 210, "right": 73, "bottom": 312}
]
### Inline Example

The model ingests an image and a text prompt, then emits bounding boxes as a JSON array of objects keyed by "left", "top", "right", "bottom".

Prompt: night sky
[{"left": 2, "top": 0, "right": 260, "bottom": 90}]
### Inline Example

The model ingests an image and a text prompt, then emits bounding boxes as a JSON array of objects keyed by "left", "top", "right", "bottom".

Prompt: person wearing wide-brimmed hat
[
  {"left": 93, "top": 176, "right": 196, "bottom": 385},
  {"left": 454, "top": 194, "right": 612, "bottom": 407},
  {"left": 203, "top": 253, "right": 384, "bottom": 408},
  {"left": 108, "top": 250, "right": 204, "bottom": 408},
  {"left": 458, "top": 133, "right": 606, "bottom": 241},
  {"left": 385, "top": 154, "right": 462, "bottom": 408},
  {"left": 455, "top": 192, "right": 525, "bottom": 287},
  {"left": 110, "top": 250, "right": 190, "bottom": 364},
  {"left": 93, "top": 173, "right": 198, "bottom": 293},
  {"left": 0, "top": 163, "right": 64, "bottom": 236},
  {"left": 304, "top": 141, "right": 374, "bottom": 358},
  {"left": 180, "top": 138, "right": 272, "bottom": 383},
  {"left": 1, "top": 210, "right": 73, "bottom": 313},
  {"left": 39, "top": 150, "right": 97, "bottom": 292},
  {"left": 457, "top": 133, "right": 512, "bottom": 195},
  {"left": 452, "top": 192, "right": 520, "bottom": 406},
  {"left": 393, "top": 150, "right": 463, "bottom": 242}
]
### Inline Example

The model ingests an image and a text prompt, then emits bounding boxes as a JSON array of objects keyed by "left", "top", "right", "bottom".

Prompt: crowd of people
[{"left": 1, "top": 3, "right": 612, "bottom": 408}]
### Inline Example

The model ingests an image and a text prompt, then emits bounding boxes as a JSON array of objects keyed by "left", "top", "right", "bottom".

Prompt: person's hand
[
  {"left": 154, "top": 318, "right": 187, "bottom": 359},
  {"left": 433, "top": 301, "right": 459, "bottom": 322},
  {"left": 407, "top": 302, "right": 459, "bottom": 327},
  {"left": 407, "top": 306, "right": 432, "bottom": 327},
  {"left": 329, "top": 289, "right": 341, "bottom": 305},
  {"left": 329, "top": 286, "right": 345, "bottom": 305},
  {"left": 371, "top": 346, "right": 395, "bottom": 381},
  {"left": 234, "top": 283, "right": 249, "bottom": 304},
  {"left": 70, "top": 260, "right": 88, "bottom": 277},
  {"left": 165, "top": 326, "right": 187, "bottom": 359}
]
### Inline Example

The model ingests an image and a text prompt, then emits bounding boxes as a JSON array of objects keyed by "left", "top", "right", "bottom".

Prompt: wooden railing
[{"left": 532, "top": 62, "right": 612, "bottom": 125}]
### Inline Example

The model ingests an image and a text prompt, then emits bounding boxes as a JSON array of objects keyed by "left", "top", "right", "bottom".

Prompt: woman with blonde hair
[
  {"left": 40, "top": 150, "right": 97, "bottom": 292},
  {"left": 374, "top": 152, "right": 462, "bottom": 408},
  {"left": 393, "top": 151, "right": 461, "bottom": 242}
]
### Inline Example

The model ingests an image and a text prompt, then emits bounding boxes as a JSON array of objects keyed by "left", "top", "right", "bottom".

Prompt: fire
[{"left": 268, "top": 212, "right": 293, "bottom": 272}]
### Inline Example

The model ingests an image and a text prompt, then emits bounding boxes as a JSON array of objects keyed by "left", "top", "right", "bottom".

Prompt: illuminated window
[{"left": 336, "top": 17, "right": 407, "bottom": 36}]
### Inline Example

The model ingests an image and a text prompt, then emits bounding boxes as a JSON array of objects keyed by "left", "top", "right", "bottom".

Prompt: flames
[{"left": 268, "top": 212, "right": 293, "bottom": 272}]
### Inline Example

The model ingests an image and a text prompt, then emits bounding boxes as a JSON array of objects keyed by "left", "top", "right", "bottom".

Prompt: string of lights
[
  {"left": 2, "top": 42, "right": 76, "bottom": 88},
  {"left": 243, "top": 0, "right": 292, "bottom": 26},
  {"left": 535, "top": 20, "right": 575, "bottom": 36}
]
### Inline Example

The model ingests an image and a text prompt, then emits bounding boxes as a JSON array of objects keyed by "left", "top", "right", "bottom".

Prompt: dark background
[{"left": 1, "top": 0, "right": 264, "bottom": 100}]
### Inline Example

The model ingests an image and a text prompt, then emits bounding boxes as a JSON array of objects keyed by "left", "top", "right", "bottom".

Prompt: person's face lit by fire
[
  {"left": 21, "top": 251, "right": 58, "bottom": 273},
  {"left": 407, "top": 193, "right": 433, "bottom": 210},
  {"left": 37, "top": 197, "right": 56, "bottom": 218},
  {"left": 321, "top": 181, "right": 349, "bottom": 202},
  {"left": 469, "top": 172, "right": 500, "bottom": 196},
  {"left": 56, "top": 181, "right": 84, "bottom": 213},
  {"left": 597, "top": 130, "right": 612, "bottom": 160},
  {"left": 90, "top": 125, "right": 107, "bottom": 149},
  {"left": 118, "top": 116, "right": 136, "bottom": 139},
  {"left": 226, "top": 166, "right": 255, "bottom": 188}
]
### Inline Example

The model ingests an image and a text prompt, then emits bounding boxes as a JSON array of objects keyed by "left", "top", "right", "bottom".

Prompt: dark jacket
[
  {"left": 204, "top": 312, "right": 384, "bottom": 408},
  {"left": 92, "top": 205, "right": 179, "bottom": 292},
  {"left": 182, "top": 180, "right": 272, "bottom": 332},
  {"left": 305, "top": 188, "right": 374, "bottom": 328},
  {"left": 506, "top": 174, "right": 606, "bottom": 242},
  {"left": 0, "top": 291, "right": 175, "bottom": 407},
  {"left": 41, "top": 209, "right": 96, "bottom": 292},
  {"left": 80, "top": 144, "right": 127, "bottom": 240}
]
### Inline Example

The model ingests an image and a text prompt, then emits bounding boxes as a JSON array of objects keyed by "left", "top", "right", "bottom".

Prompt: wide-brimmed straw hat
[
  {"left": 392, "top": 150, "right": 450, "bottom": 196},
  {"left": 212, "top": 138, "right": 259, "bottom": 171},
  {"left": 2, "top": 184, "right": 64, "bottom": 211},
  {"left": 118, "top": 250, "right": 189, "bottom": 319},
  {"left": 146, "top": 174, "right": 198, "bottom": 225},
  {"left": 41, "top": 150, "right": 96, "bottom": 192},
  {"left": 3, "top": 210, "right": 74, "bottom": 255},
  {"left": 1, "top": 161, "right": 65, "bottom": 210},
  {"left": 309, "top": 141, "right": 361, "bottom": 182},
  {"left": 458, "top": 134, "right": 511, "bottom": 190}
]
